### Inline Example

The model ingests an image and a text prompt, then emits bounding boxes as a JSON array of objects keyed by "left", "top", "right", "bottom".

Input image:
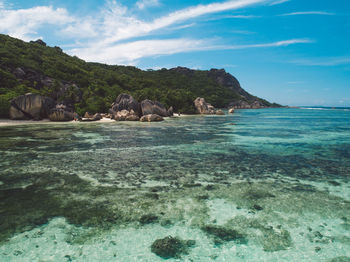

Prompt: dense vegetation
[{"left": 0, "top": 34, "right": 273, "bottom": 117}]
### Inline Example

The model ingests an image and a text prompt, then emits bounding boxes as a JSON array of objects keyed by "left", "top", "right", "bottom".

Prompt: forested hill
[{"left": 0, "top": 34, "right": 280, "bottom": 117}]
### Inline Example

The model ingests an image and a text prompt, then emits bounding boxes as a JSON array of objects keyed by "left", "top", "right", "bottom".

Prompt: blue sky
[{"left": 0, "top": 0, "right": 349, "bottom": 106}]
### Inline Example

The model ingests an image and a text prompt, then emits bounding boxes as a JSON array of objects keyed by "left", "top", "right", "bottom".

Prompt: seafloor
[{"left": 0, "top": 108, "right": 349, "bottom": 261}]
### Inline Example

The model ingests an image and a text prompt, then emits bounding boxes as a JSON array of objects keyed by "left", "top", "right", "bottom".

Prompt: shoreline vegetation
[{"left": 0, "top": 34, "right": 282, "bottom": 121}]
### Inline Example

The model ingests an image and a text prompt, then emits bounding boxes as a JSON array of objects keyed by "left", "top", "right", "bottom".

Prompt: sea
[{"left": 0, "top": 108, "right": 349, "bottom": 261}]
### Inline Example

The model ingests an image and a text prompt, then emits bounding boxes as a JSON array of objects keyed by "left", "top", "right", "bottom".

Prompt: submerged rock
[
  {"left": 194, "top": 97, "right": 216, "bottom": 114},
  {"left": 139, "top": 214, "right": 159, "bottom": 225},
  {"left": 151, "top": 236, "right": 195, "bottom": 259},
  {"left": 201, "top": 225, "right": 247, "bottom": 245},
  {"left": 261, "top": 228, "right": 293, "bottom": 252},
  {"left": 9, "top": 93, "right": 56, "bottom": 120},
  {"left": 140, "top": 114, "right": 164, "bottom": 122},
  {"left": 252, "top": 204, "right": 263, "bottom": 211}
]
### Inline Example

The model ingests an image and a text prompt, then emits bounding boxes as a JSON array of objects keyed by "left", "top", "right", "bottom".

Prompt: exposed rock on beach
[{"left": 9, "top": 93, "right": 55, "bottom": 120}]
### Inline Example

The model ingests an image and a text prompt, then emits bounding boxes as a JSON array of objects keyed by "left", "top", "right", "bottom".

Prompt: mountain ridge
[{"left": 0, "top": 34, "right": 281, "bottom": 118}]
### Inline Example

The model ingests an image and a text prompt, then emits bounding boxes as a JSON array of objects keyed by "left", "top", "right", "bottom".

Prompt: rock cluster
[
  {"left": 110, "top": 94, "right": 141, "bottom": 117},
  {"left": 229, "top": 100, "right": 266, "bottom": 109},
  {"left": 194, "top": 97, "right": 225, "bottom": 115},
  {"left": 110, "top": 94, "right": 172, "bottom": 122},
  {"left": 113, "top": 110, "right": 140, "bottom": 121},
  {"left": 8, "top": 92, "right": 174, "bottom": 122},
  {"left": 81, "top": 113, "right": 102, "bottom": 122}
]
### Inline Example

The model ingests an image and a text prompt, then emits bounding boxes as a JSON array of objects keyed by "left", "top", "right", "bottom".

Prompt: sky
[{"left": 0, "top": 0, "right": 349, "bottom": 106}]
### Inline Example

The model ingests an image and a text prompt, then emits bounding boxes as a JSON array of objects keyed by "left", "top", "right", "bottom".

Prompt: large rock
[
  {"left": 140, "top": 114, "right": 164, "bottom": 122},
  {"left": 216, "top": 109, "right": 225, "bottom": 115},
  {"left": 81, "top": 113, "right": 102, "bottom": 122},
  {"left": 141, "top": 99, "right": 170, "bottom": 117},
  {"left": 111, "top": 94, "right": 141, "bottom": 116},
  {"left": 113, "top": 109, "right": 139, "bottom": 121},
  {"left": 9, "top": 93, "right": 56, "bottom": 120},
  {"left": 48, "top": 108, "right": 75, "bottom": 121},
  {"left": 194, "top": 97, "right": 216, "bottom": 114},
  {"left": 167, "top": 106, "right": 174, "bottom": 117}
]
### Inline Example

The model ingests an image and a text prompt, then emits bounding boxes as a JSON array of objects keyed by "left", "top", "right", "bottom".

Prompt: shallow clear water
[{"left": 0, "top": 108, "right": 349, "bottom": 261}]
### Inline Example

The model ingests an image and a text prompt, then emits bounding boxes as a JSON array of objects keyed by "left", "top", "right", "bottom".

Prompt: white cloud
[
  {"left": 269, "top": 0, "right": 290, "bottom": 5},
  {"left": 206, "top": 14, "right": 261, "bottom": 21},
  {"left": 0, "top": 0, "right": 270, "bottom": 42},
  {"left": 0, "top": 0, "right": 313, "bottom": 65},
  {"left": 280, "top": 11, "right": 335, "bottom": 16},
  {"left": 69, "top": 38, "right": 312, "bottom": 64},
  {"left": 136, "top": 0, "right": 160, "bottom": 10},
  {"left": 98, "top": 0, "right": 268, "bottom": 44},
  {"left": 60, "top": 19, "right": 98, "bottom": 38},
  {"left": 291, "top": 57, "right": 350, "bottom": 66},
  {"left": 0, "top": 6, "right": 73, "bottom": 40},
  {"left": 68, "top": 38, "right": 206, "bottom": 64},
  {"left": 214, "top": 39, "right": 313, "bottom": 50}
]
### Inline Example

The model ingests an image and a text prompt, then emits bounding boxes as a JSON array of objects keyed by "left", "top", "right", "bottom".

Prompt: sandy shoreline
[{"left": 0, "top": 114, "right": 188, "bottom": 127}]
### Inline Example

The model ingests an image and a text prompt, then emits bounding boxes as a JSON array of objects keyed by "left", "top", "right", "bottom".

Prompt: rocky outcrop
[
  {"left": 208, "top": 69, "right": 249, "bottom": 99},
  {"left": 11, "top": 67, "right": 82, "bottom": 109},
  {"left": 110, "top": 94, "right": 141, "bottom": 116},
  {"left": 113, "top": 109, "right": 140, "bottom": 121},
  {"left": 30, "top": 39, "right": 47, "bottom": 46},
  {"left": 141, "top": 99, "right": 171, "bottom": 117},
  {"left": 81, "top": 113, "right": 102, "bottom": 122},
  {"left": 194, "top": 97, "right": 216, "bottom": 114},
  {"left": 228, "top": 100, "right": 267, "bottom": 109},
  {"left": 167, "top": 106, "right": 174, "bottom": 117},
  {"left": 48, "top": 108, "right": 75, "bottom": 121},
  {"left": 216, "top": 110, "right": 225, "bottom": 115},
  {"left": 140, "top": 114, "right": 164, "bottom": 122},
  {"left": 84, "top": 112, "right": 93, "bottom": 118},
  {"left": 9, "top": 93, "right": 56, "bottom": 120}
]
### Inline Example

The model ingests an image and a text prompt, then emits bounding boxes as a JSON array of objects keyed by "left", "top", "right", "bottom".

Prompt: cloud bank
[{"left": 0, "top": 0, "right": 309, "bottom": 64}]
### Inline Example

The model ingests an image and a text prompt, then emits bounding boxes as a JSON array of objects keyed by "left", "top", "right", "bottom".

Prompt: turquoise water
[{"left": 0, "top": 108, "right": 349, "bottom": 261}]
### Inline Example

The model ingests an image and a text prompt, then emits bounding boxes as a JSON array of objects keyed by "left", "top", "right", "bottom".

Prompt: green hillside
[{"left": 0, "top": 34, "right": 277, "bottom": 118}]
